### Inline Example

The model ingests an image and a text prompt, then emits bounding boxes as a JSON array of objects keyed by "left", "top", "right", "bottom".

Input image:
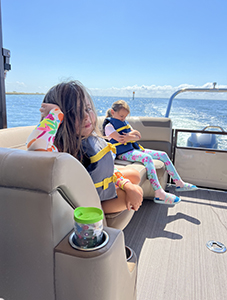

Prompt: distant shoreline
[
  {"left": 5, "top": 92, "right": 227, "bottom": 101},
  {"left": 6, "top": 92, "right": 45, "bottom": 95}
]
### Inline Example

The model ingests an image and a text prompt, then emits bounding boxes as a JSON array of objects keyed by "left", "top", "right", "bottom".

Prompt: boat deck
[{"left": 123, "top": 185, "right": 227, "bottom": 300}]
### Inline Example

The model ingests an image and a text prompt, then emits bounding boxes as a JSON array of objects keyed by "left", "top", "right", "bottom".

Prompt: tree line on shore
[{"left": 6, "top": 92, "right": 45, "bottom": 95}]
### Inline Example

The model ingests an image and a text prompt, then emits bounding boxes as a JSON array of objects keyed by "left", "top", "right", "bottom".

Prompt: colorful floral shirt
[{"left": 27, "top": 108, "right": 63, "bottom": 152}]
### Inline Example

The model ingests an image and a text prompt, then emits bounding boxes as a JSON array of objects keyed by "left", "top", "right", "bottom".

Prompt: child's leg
[
  {"left": 118, "top": 150, "right": 180, "bottom": 204},
  {"left": 142, "top": 149, "right": 181, "bottom": 183},
  {"left": 118, "top": 150, "right": 162, "bottom": 190},
  {"left": 143, "top": 149, "right": 198, "bottom": 191},
  {"left": 117, "top": 165, "right": 141, "bottom": 184},
  {"left": 101, "top": 185, "right": 143, "bottom": 213},
  {"left": 101, "top": 192, "right": 128, "bottom": 213}
]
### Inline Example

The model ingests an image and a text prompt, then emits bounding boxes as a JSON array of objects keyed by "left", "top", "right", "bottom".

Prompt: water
[{"left": 5, "top": 94, "right": 227, "bottom": 148}]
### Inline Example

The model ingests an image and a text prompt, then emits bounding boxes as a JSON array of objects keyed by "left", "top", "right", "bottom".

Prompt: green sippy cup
[{"left": 74, "top": 207, "right": 104, "bottom": 249}]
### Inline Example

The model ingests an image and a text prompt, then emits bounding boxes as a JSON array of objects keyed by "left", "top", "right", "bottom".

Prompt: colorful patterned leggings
[{"left": 118, "top": 149, "right": 181, "bottom": 191}]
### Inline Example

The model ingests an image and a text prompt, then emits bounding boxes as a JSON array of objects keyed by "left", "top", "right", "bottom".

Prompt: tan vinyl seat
[
  {"left": 0, "top": 116, "right": 172, "bottom": 299},
  {"left": 0, "top": 115, "right": 172, "bottom": 200},
  {"left": 0, "top": 125, "right": 135, "bottom": 229},
  {"left": 0, "top": 147, "right": 137, "bottom": 300}
]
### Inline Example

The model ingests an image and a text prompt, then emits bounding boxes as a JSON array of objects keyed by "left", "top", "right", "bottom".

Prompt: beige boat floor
[{"left": 123, "top": 185, "right": 227, "bottom": 300}]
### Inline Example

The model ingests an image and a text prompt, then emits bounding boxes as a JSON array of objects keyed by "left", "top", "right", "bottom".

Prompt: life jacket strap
[
  {"left": 94, "top": 174, "right": 117, "bottom": 190},
  {"left": 116, "top": 124, "right": 131, "bottom": 132},
  {"left": 90, "top": 143, "right": 116, "bottom": 163},
  {"left": 113, "top": 141, "right": 133, "bottom": 147},
  {"left": 139, "top": 144, "right": 145, "bottom": 151},
  {"left": 113, "top": 141, "right": 145, "bottom": 151}
]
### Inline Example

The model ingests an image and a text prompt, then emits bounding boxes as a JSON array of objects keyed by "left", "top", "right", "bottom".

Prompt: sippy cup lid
[{"left": 74, "top": 207, "right": 104, "bottom": 224}]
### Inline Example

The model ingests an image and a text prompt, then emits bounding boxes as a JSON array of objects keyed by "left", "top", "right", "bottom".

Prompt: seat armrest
[{"left": 0, "top": 147, "right": 103, "bottom": 210}]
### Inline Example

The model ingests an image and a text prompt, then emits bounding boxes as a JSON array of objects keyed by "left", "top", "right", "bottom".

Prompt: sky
[{"left": 1, "top": 0, "right": 227, "bottom": 99}]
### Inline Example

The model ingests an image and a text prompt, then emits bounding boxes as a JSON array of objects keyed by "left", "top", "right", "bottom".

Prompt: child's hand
[
  {"left": 40, "top": 103, "right": 60, "bottom": 118},
  {"left": 122, "top": 131, "right": 140, "bottom": 142},
  {"left": 131, "top": 130, "right": 141, "bottom": 140},
  {"left": 124, "top": 183, "right": 143, "bottom": 211},
  {"left": 124, "top": 130, "right": 141, "bottom": 141},
  {"left": 118, "top": 134, "right": 127, "bottom": 144},
  {"left": 121, "top": 132, "right": 132, "bottom": 143}
]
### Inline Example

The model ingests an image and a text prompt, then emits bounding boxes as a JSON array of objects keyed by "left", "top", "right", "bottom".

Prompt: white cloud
[
  {"left": 16, "top": 81, "right": 26, "bottom": 87},
  {"left": 89, "top": 82, "right": 227, "bottom": 100},
  {"left": 5, "top": 81, "right": 27, "bottom": 92},
  {"left": 5, "top": 79, "right": 227, "bottom": 100}
]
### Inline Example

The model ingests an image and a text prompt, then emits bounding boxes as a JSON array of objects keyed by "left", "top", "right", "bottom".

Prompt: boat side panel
[{"left": 174, "top": 147, "right": 227, "bottom": 190}]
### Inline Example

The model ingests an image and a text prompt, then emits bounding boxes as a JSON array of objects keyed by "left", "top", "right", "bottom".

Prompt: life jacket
[
  {"left": 82, "top": 135, "right": 117, "bottom": 201},
  {"left": 103, "top": 117, "right": 143, "bottom": 156}
]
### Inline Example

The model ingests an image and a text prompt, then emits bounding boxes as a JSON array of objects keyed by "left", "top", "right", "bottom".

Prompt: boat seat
[
  {"left": 0, "top": 125, "right": 35, "bottom": 150},
  {"left": 0, "top": 147, "right": 137, "bottom": 300},
  {"left": 99, "top": 116, "right": 173, "bottom": 198},
  {"left": 0, "top": 118, "right": 172, "bottom": 199},
  {"left": 0, "top": 126, "right": 135, "bottom": 229}
]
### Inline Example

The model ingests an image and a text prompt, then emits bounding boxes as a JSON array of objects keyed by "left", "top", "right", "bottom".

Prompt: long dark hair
[{"left": 42, "top": 80, "right": 97, "bottom": 160}]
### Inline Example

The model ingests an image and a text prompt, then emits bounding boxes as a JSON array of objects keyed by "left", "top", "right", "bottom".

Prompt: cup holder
[{"left": 69, "top": 230, "right": 109, "bottom": 251}]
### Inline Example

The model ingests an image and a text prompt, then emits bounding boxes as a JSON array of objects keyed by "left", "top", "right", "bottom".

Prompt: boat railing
[{"left": 165, "top": 82, "right": 227, "bottom": 118}]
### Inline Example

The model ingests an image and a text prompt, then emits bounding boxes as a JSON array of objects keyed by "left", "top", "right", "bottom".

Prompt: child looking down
[{"left": 103, "top": 100, "right": 198, "bottom": 205}]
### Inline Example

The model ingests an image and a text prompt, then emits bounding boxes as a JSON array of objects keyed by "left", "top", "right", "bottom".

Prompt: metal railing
[{"left": 165, "top": 82, "right": 227, "bottom": 118}]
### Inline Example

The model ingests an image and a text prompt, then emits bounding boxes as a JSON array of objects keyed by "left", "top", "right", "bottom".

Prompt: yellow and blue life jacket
[
  {"left": 82, "top": 135, "right": 117, "bottom": 201},
  {"left": 103, "top": 118, "right": 143, "bottom": 156}
]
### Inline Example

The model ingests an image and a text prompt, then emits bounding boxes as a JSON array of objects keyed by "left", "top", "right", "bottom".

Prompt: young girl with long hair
[
  {"left": 27, "top": 81, "right": 143, "bottom": 213},
  {"left": 103, "top": 100, "right": 198, "bottom": 205}
]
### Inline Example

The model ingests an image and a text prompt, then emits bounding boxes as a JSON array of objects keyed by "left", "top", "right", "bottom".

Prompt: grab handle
[{"left": 202, "top": 126, "right": 225, "bottom": 132}]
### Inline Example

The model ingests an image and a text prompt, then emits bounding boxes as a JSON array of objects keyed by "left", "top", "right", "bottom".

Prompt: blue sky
[{"left": 1, "top": 0, "right": 227, "bottom": 98}]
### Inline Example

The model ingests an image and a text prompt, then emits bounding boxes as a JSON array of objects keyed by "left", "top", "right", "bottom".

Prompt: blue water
[
  {"left": 6, "top": 94, "right": 227, "bottom": 132},
  {"left": 6, "top": 94, "right": 227, "bottom": 149}
]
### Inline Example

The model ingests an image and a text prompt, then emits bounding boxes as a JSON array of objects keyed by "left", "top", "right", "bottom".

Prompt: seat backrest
[
  {"left": 99, "top": 116, "right": 173, "bottom": 158},
  {"left": 0, "top": 147, "right": 103, "bottom": 299},
  {"left": 0, "top": 124, "right": 136, "bottom": 227},
  {"left": 0, "top": 125, "right": 35, "bottom": 149}
]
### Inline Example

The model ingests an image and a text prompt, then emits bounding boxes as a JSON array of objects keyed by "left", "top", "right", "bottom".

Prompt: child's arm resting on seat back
[{"left": 27, "top": 104, "right": 63, "bottom": 152}]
